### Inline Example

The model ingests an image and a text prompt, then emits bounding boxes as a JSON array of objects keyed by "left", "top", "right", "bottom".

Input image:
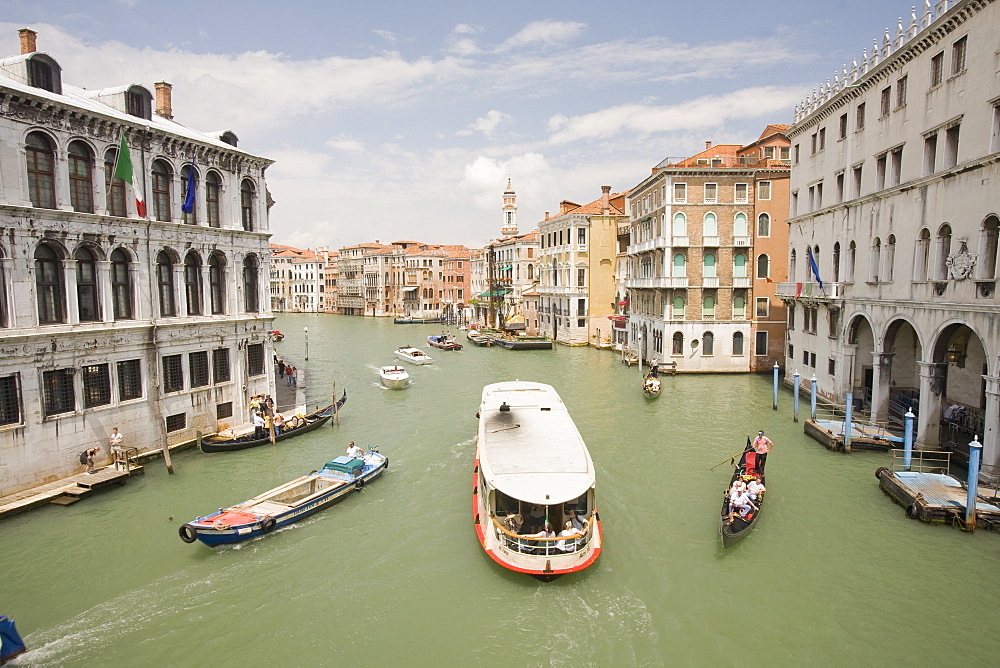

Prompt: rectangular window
[
  {"left": 216, "top": 402, "right": 233, "bottom": 420},
  {"left": 875, "top": 153, "right": 887, "bottom": 190},
  {"left": 818, "top": 128, "right": 826, "bottom": 151},
  {"left": 0, "top": 374, "right": 22, "bottom": 426},
  {"left": 943, "top": 125, "right": 960, "bottom": 168},
  {"left": 703, "top": 183, "right": 717, "bottom": 204},
  {"left": 577, "top": 269, "right": 586, "bottom": 287},
  {"left": 811, "top": 352, "right": 817, "bottom": 368},
  {"left": 835, "top": 172, "right": 845, "bottom": 203},
  {"left": 577, "top": 318, "right": 586, "bottom": 328},
  {"left": 952, "top": 35, "right": 967, "bottom": 75},
  {"left": 828, "top": 308, "right": 840, "bottom": 338},
  {"left": 923, "top": 134, "right": 938, "bottom": 175},
  {"left": 779, "top": 146, "right": 790, "bottom": 161},
  {"left": 856, "top": 102, "right": 866, "bottom": 130},
  {"left": 754, "top": 331, "right": 768, "bottom": 356},
  {"left": 810, "top": 132, "right": 817, "bottom": 154},
  {"left": 577, "top": 228, "right": 586, "bottom": 245},
  {"left": 213, "top": 348, "right": 231, "bottom": 383},
  {"left": 577, "top": 298, "right": 586, "bottom": 317},
  {"left": 117, "top": 359, "right": 142, "bottom": 400},
  {"left": 673, "top": 183, "right": 687, "bottom": 203},
  {"left": 189, "top": 351, "right": 209, "bottom": 388},
  {"left": 755, "top": 298, "right": 769, "bottom": 318},
  {"left": 852, "top": 164, "right": 863, "bottom": 197},
  {"left": 788, "top": 304, "right": 796, "bottom": 330},
  {"left": 828, "top": 358, "right": 836, "bottom": 375},
  {"left": 880, "top": 87, "right": 891, "bottom": 117},
  {"left": 889, "top": 147, "right": 903, "bottom": 186},
  {"left": 162, "top": 355, "right": 184, "bottom": 393},
  {"left": 734, "top": 183, "right": 748, "bottom": 204},
  {"left": 930, "top": 52, "right": 944, "bottom": 87},
  {"left": 247, "top": 343, "right": 265, "bottom": 377},
  {"left": 81, "top": 363, "right": 111, "bottom": 408},
  {"left": 763, "top": 146, "right": 775, "bottom": 160},
  {"left": 165, "top": 413, "right": 186, "bottom": 433},
  {"left": 757, "top": 181, "right": 771, "bottom": 200},
  {"left": 839, "top": 113, "right": 848, "bottom": 139},
  {"left": 42, "top": 369, "right": 75, "bottom": 416},
  {"left": 794, "top": 144, "right": 800, "bottom": 164},
  {"left": 895, "top": 75, "right": 907, "bottom": 108}
]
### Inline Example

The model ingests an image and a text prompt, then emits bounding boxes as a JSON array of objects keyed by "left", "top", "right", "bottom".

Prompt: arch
[
  {"left": 35, "top": 242, "right": 65, "bottom": 323},
  {"left": 732, "top": 331, "right": 745, "bottom": 355},
  {"left": 25, "top": 131, "right": 57, "bottom": 209},
  {"left": 733, "top": 212, "right": 748, "bottom": 237},
  {"left": 184, "top": 251, "right": 203, "bottom": 315},
  {"left": 672, "top": 253, "right": 686, "bottom": 278},
  {"left": 977, "top": 215, "right": 999, "bottom": 280},
  {"left": 181, "top": 163, "right": 199, "bottom": 225},
  {"left": 871, "top": 237, "right": 882, "bottom": 282},
  {"left": 703, "top": 295, "right": 715, "bottom": 319},
  {"left": 703, "top": 253, "right": 716, "bottom": 277},
  {"left": 240, "top": 179, "right": 256, "bottom": 231},
  {"left": 74, "top": 246, "right": 101, "bottom": 321},
  {"left": 527, "top": 263, "right": 534, "bottom": 280},
  {"left": 671, "top": 296, "right": 685, "bottom": 319},
  {"left": 243, "top": 254, "right": 260, "bottom": 312},
  {"left": 756, "top": 254, "right": 770, "bottom": 279},
  {"left": 206, "top": 171, "right": 222, "bottom": 228},
  {"left": 702, "top": 331, "right": 714, "bottom": 355},
  {"left": 884, "top": 235, "right": 896, "bottom": 282},
  {"left": 67, "top": 140, "right": 95, "bottom": 213},
  {"left": 914, "top": 228, "right": 931, "bottom": 281},
  {"left": 733, "top": 295, "right": 746, "bottom": 318},
  {"left": 757, "top": 212, "right": 770, "bottom": 237},
  {"left": 156, "top": 250, "right": 176, "bottom": 316},
  {"left": 833, "top": 242, "right": 841, "bottom": 282},
  {"left": 789, "top": 249, "right": 797, "bottom": 282},
  {"left": 110, "top": 248, "right": 133, "bottom": 320},
  {"left": 935, "top": 224, "right": 952, "bottom": 280},
  {"left": 151, "top": 159, "right": 173, "bottom": 222},
  {"left": 733, "top": 253, "right": 747, "bottom": 278},
  {"left": 846, "top": 312, "right": 875, "bottom": 345},
  {"left": 672, "top": 212, "right": 686, "bottom": 236},
  {"left": 672, "top": 331, "right": 684, "bottom": 354},
  {"left": 104, "top": 147, "right": 127, "bottom": 217},
  {"left": 847, "top": 240, "right": 857, "bottom": 282},
  {"left": 703, "top": 212, "right": 718, "bottom": 238},
  {"left": 26, "top": 53, "right": 62, "bottom": 94}
]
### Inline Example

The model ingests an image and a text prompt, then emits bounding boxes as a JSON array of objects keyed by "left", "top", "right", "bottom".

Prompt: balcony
[
  {"left": 733, "top": 276, "right": 751, "bottom": 288},
  {"left": 733, "top": 236, "right": 751, "bottom": 247},
  {"left": 670, "top": 277, "right": 689, "bottom": 288},
  {"left": 539, "top": 285, "right": 587, "bottom": 295},
  {"left": 775, "top": 282, "right": 845, "bottom": 299},
  {"left": 627, "top": 237, "right": 669, "bottom": 254},
  {"left": 703, "top": 276, "right": 720, "bottom": 288},
  {"left": 672, "top": 236, "right": 690, "bottom": 247},
  {"left": 626, "top": 277, "right": 673, "bottom": 289},
  {"left": 702, "top": 236, "right": 720, "bottom": 247}
]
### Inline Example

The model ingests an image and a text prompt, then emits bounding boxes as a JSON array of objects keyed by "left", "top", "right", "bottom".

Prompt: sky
[{"left": 2, "top": 0, "right": 913, "bottom": 250}]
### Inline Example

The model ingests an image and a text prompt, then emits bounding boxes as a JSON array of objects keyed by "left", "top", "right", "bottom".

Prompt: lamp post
[{"left": 304, "top": 326, "right": 309, "bottom": 361}]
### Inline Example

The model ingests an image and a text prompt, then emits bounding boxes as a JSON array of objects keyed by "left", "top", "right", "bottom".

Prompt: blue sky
[{"left": 2, "top": 0, "right": 910, "bottom": 250}]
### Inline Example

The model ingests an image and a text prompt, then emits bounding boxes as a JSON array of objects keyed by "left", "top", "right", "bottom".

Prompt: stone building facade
[{"left": 0, "top": 29, "right": 275, "bottom": 495}]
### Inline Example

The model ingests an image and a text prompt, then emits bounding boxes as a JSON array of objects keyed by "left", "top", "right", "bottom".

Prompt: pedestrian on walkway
[
  {"left": 285, "top": 365, "right": 294, "bottom": 386},
  {"left": 109, "top": 427, "right": 123, "bottom": 449},
  {"left": 79, "top": 447, "right": 99, "bottom": 473},
  {"left": 290, "top": 366, "right": 297, "bottom": 386},
  {"left": 277, "top": 358, "right": 286, "bottom": 376}
]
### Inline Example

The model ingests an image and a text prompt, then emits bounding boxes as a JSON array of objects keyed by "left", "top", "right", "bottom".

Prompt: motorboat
[
  {"left": 473, "top": 381, "right": 602, "bottom": 579},
  {"left": 395, "top": 346, "right": 433, "bottom": 365},
  {"left": 427, "top": 334, "right": 463, "bottom": 350},
  {"left": 466, "top": 329, "right": 492, "bottom": 347},
  {"left": 179, "top": 448, "right": 388, "bottom": 546},
  {"left": 379, "top": 365, "right": 410, "bottom": 389}
]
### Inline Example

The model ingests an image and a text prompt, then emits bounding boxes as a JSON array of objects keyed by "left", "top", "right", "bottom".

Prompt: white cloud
[
  {"left": 373, "top": 29, "right": 396, "bottom": 44},
  {"left": 457, "top": 110, "right": 511, "bottom": 137},
  {"left": 497, "top": 21, "right": 586, "bottom": 52},
  {"left": 325, "top": 135, "right": 365, "bottom": 152}
]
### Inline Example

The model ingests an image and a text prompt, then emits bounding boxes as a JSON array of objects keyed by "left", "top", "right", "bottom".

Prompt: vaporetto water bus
[{"left": 473, "top": 381, "right": 601, "bottom": 579}]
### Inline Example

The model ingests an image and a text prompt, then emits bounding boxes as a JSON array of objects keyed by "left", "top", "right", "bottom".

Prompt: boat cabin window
[
  {"left": 494, "top": 490, "right": 520, "bottom": 516},
  {"left": 563, "top": 494, "right": 589, "bottom": 514}
]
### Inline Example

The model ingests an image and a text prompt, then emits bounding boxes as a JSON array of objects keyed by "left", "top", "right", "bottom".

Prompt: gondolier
[{"left": 752, "top": 431, "right": 773, "bottom": 472}]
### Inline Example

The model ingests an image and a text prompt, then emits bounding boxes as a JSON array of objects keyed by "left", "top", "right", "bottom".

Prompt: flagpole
[{"left": 140, "top": 126, "right": 150, "bottom": 220}]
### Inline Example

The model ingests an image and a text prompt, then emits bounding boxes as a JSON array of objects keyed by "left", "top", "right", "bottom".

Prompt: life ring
[
  {"left": 179, "top": 524, "right": 198, "bottom": 543},
  {"left": 905, "top": 504, "right": 919, "bottom": 519},
  {"left": 354, "top": 477, "right": 365, "bottom": 491},
  {"left": 875, "top": 467, "right": 889, "bottom": 480},
  {"left": 261, "top": 518, "right": 276, "bottom": 533}
]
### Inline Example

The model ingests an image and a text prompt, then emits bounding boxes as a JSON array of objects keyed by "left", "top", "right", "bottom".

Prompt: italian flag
[{"left": 114, "top": 133, "right": 146, "bottom": 218}]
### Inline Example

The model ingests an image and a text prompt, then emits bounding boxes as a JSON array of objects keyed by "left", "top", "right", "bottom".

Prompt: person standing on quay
[{"left": 285, "top": 365, "right": 294, "bottom": 386}]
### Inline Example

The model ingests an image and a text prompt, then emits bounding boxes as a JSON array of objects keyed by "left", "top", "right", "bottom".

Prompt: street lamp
[{"left": 304, "top": 326, "right": 309, "bottom": 361}]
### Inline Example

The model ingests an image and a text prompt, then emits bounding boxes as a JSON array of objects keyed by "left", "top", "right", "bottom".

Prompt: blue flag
[
  {"left": 181, "top": 157, "right": 196, "bottom": 214},
  {"left": 807, "top": 247, "right": 823, "bottom": 289}
]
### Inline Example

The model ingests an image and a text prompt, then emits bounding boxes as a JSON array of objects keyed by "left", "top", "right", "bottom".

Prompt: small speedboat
[
  {"left": 427, "top": 334, "right": 463, "bottom": 350},
  {"left": 379, "top": 365, "right": 410, "bottom": 389},
  {"left": 466, "top": 329, "right": 492, "bottom": 347},
  {"left": 271, "top": 330, "right": 284, "bottom": 341},
  {"left": 395, "top": 346, "right": 433, "bottom": 365},
  {"left": 179, "top": 449, "right": 388, "bottom": 546},
  {"left": 1, "top": 614, "right": 27, "bottom": 665}
]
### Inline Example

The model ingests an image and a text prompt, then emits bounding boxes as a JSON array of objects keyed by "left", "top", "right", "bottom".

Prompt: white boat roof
[{"left": 477, "top": 381, "right": 595, "bottom": 505}]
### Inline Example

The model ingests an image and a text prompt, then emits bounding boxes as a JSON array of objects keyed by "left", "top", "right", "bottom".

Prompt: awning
[
  {"left": 478, "top": 289, "right": 512, "bottom": 298},
  {"left": 401, "top": 286, "right": 418, "bottom": 292}
]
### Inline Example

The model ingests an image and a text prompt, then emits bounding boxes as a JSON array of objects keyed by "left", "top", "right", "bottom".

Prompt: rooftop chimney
[
  {"left": 154, "top": 81, "right": 173, "bottom": 119},
  {"left": 705, "top": 141, "right": 712, "bottom": 150},
  {"left": 544, "top": 212, "right": 549, "bottom": 220},
  {"left": 601, "top": 185, "right": 611, "bottom": 215},
  {"left": 19, "top": 28, "right": 37, "bottom": 55}
]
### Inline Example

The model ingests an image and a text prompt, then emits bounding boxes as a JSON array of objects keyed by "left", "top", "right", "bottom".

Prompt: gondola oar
[{"left": 709, "top": 436, "right": 753, "bottom": 471}]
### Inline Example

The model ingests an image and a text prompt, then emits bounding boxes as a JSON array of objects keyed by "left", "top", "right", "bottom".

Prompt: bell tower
[{"left": 500, "top": 178, "right": 518, "bottom": 237}]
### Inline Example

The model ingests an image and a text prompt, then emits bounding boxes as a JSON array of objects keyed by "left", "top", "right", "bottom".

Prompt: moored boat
[
  {"left": 0, "top": 614, "right": 26, "bottom": 665},
  {"left": 199, "top": 392, "right": 346, "bottom": 454},
  {"left": 427, "top": 334, "right": 463, "bottom": 350},
  {"left": 179, "top": 448, "right": 388, "bottom": 546},
  {"left": 394, "top": 316, "right": 443, "bottom": 324},
  {"left": 720, "top": 438, "right": 766, "bottom": 547},
  {"left": 395, "top": 346, "right": 433, "bottom": 365},
  {"left": 379, "top": 365, "right": 410, "bottom": 389},
  {"left": 466, "top": 329, "right": 493, "bottom": 347},
  {"left": 489, "top": 335, "right": 554, "bottom": 350},
  {"left": 473, "top": 381, "right": 602, "bottom": 579}
]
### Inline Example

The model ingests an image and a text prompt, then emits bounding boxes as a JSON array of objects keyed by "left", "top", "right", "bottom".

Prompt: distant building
[
  {"left": 625, "top": 130, "right": 790, "bottom": 371},
  {"left": 782, "top": 0, "right": 1000, "bottom": 462},
  {"left": 537, "top": 186, "right": 627, "bottom": 346},
  {"left": 0, "top": 29, "right": 275, "bottom": 495},
  {"left": 268, "top": 244, "right": 330, "bottom": 312}
]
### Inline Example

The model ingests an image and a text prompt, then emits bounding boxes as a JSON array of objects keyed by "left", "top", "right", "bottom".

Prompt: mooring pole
[
  {"left": 966, "top": 436, "right": 983, "bottom": 529},
  {"left": 903, "top": 408, "right": 915, "bottom": 471},
  {"left": 844, "top": 392, "right": 853, "bottom": 452},
  {"left": 304, "top": 326, "right": 309, "bottom": 361},
  {"left": 810, "top": 375, "right": 818, "bottom": 420},
  {"left": 792, "top": 371, "right": 801, "bottom": 422},
  {"left": 772, "top": 362, "right": 779, "bottom": 410}
]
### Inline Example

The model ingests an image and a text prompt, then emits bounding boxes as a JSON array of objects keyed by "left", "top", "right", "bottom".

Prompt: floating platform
[
  {"left": 876, "top": 462, "right": 1000, "bottom": 530},
  {"left": 805, "top": 418, "right": 901, "bottom": 452},
  {"left": 0, "top": 464, "right": 143, "bottom": 519}
]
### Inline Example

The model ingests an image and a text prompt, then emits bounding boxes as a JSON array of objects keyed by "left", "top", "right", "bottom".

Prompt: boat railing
[
  {"left": 489, "top": 515, "right": 593, "bottom": 555},
  {"left": 887, "top": 448, "right": 952, "bottom": 475}
]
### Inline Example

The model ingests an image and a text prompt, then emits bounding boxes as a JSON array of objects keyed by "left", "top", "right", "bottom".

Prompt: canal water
[{"left": 4, "top": 313, "right": 999, "bottom": 666}]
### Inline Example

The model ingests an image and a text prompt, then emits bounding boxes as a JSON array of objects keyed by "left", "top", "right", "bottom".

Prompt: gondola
[
  {"left": 199, "top": 391, "right": 347, "bottom": 454},
  {"left": 719, "top": 437, "right": 765, "bottom": 547}
]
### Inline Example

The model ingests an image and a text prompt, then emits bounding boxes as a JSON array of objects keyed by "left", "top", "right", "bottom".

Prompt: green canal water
[{"left": 4, "top": 313, "right": 999, "bottom": 666}]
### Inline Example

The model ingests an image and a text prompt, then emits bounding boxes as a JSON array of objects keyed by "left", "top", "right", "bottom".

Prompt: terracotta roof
[{"left": 541, "top": 193, "right": 626, "bottom": 221}]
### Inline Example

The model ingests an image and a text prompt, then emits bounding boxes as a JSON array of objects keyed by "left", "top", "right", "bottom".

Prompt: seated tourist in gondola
[
  {"left": 728, "top": 483, "right": 756, "bottom": 522},
  {"left": 746, "top": 478, "right": 765, "bottom": 503}
]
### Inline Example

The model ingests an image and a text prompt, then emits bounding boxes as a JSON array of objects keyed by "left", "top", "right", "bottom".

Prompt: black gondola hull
[{"left": 199, "top": 392, "right": 346, "bottom": 454}]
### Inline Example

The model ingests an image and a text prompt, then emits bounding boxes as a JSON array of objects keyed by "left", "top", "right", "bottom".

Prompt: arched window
[
  {"left": 914, "top": 229, "right": 930, "bottom": 281},
  {"left": 110, "top": 249, "right": 133, "bottom": 320},
  {"left": 757, "top": 213, "right": 771, "bottom": 237},
  {"left": 184, "top": 252, "right": 202, "bottom": 315},
  {"left": 703, "top": 212, "right": 718, "bottom": 238},
  {"left": 703, "top": 295, "right": 715, "bottom": 319},
  {"left": 35, "top": 243, "right": 65, "bottom": 323},
  {"left": 884, "top": 235, "right": 896, "bottom": 282},
  {"left": 672, "top": 212, "right": 686, "bottom": 237},
  {"left": 0, "top": 248, "right": 8, "bottom": 328},
  {"left": 733, "top": 213, "right": 748, "bottom": 238},
  {"left": 75, "top": 247, "right": 100, "bottom": 321},
  {"left": 832, "top": 242, "right": 841, "bottom": 282},
  {"left": 702, "top": 331, "right": 714, "bottom": 355},
  {"left": 240, "top": 180, "right": 255, "bottom": 231},
  {"left": 527, "top": 264, "right": 534, "bottom": 280},
  {"left": 733, "top": 331, "right": 745, "bottom": 355},
  {"left": 25, "top": 132, "right": 56, "bottom": 209},
  {"left": 671, "top": 296, "right": 685, "bottom": 319},
  {"left": 151, "top": 160, "right": 172, "bottom": 222},
  {"left": 206, "top": 172, "right": 221, "bottom": 228},
  {"left": 672, "top": 253, "right": 686, "bottom": 278},
  {"left": 978, "top": 217, "right": 999, "bottom": 280},
  {"left": 181, "top": 163, "right": 197, "bottom": 225},
  {"left": 703, "top": 253, "right": 717, "bottom": 277},
  {"left": 789, "top": 249, "right": 797, "bottom": 281},
  {"left": 733, "top": 253, "right": 747, "bottom": 278},
  {"left": 156, "top": 251, "right": 176, "bottom": 317},
  {"left": 67, "top": 141, "right": 94, "bottom": 213},
  {"left": 733, "top": 295, "right": 746, "bottom": 319},
  {"left": 847, "top": 241, "right": 857, "bottom": 282},
  {"left": 209, "top": 253, "right": 226, "bottom": 314},
  {"left": 936, "top": 224, "right": 952, "bottom": 280},
  {"left": 870, "top": 238, "right": 881, "bottom": 282},
  {"left": 243, "top": 255, "right": 259, "bottom": 312},
  {"left": 672, "top": 331, "right": 684, "bottom": 354},
  {"left": 756, "top": 254, "right": 770, "bottom": 279},
  {"left": 104, "top": 149, "right": 127, "bottom": 217}
]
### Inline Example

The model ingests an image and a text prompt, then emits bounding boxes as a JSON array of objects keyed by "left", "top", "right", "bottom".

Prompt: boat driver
[{"left": 346, "top": 441, "right": 364, "bottom": 458}]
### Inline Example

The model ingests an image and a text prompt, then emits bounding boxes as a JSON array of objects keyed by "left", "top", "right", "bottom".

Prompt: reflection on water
[{"left": 4, "top": 313, "right": 1000, "bottom": 665}]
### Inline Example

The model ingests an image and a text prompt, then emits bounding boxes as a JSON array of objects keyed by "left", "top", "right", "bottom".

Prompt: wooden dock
[
  {"left": 876, "top": 464, "right": 1000, "bottom": 530},
  {"left": 0, "top": 464, "right": 144, "bottom": 519},
  {"left": 805, "top": 418, "right": 900, "bottom": 452}
]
